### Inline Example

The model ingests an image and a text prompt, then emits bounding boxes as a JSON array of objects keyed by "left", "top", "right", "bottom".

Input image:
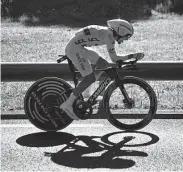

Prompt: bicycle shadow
[
  {"left": 16, "top": 131, "right": 75, "bottom": 147},
  {"left": 16, "top": 131, "right": 159, "bottom": 169},
  {"left": 49, "top": 135, "right": 148, "bottom": 169}
]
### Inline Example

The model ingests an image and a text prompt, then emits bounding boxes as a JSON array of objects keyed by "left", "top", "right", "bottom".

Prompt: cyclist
[{"left": 60, "top": 19, "right": 144, "bottom": 120}]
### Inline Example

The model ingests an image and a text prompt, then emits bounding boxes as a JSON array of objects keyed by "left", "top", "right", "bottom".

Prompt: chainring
[{"left": 73, "top": 99, "right": 93, "bottom": 120}]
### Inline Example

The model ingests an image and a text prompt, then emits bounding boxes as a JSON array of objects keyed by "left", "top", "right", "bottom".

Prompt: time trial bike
[{"left": 24, "top": 55, "right": 157, "bottom": 132}]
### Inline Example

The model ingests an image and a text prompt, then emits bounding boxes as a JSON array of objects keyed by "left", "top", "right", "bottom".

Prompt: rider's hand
[{"left": 128, "top": 52, "right": 144, "bottom": 60}]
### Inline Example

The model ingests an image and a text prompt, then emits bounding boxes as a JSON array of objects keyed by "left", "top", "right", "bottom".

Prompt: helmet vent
[{"left": 120, "top": 24, "right": 133, "bottom": 32}]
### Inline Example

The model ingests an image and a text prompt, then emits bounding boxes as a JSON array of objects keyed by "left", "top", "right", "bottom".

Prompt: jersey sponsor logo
[
  {"left": 83, "top": 28, "right": 91, "bottom": 35},
  {"left": 75, "top": 39, "right": 87, "bottom": 45},
  {"left": 76, "top": 53, "right": 86, "bottom": 71},
  {"left": 75, "top": 38, "right": 100, "bottom": 45},
  {"left": 88, "top": 38, "right": 100, "bottom": 42}
]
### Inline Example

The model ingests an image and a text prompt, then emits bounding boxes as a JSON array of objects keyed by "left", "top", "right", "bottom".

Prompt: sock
[{"left": 66, "top": 93, "right": 77, "bottom": 106}]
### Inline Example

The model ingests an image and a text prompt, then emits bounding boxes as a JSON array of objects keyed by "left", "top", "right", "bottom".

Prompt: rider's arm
[
  {"left": 106, "top": 41, "right": 130, "bottom": 63},
  {"left": 106, "top": 41, "right": 144, "bottom": 62}
]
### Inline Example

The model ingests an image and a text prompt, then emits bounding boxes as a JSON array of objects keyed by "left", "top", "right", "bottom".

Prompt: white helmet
[{"left": 107, "top": 19, "right": 134, "bottom": 38}]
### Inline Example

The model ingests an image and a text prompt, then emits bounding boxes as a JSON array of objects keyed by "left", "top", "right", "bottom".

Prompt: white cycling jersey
[{"left": 65, "top": 25, "right": 118, "bottom": 77}]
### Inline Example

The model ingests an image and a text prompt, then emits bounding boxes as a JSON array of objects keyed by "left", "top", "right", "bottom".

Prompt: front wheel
[{"left": 103, "top": 77, "right": 157, "bottom": 131}]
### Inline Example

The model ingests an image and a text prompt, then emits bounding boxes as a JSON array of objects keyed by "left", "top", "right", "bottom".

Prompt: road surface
[{"left": 1, "top": 119, "right": 183, "bottom": 172}]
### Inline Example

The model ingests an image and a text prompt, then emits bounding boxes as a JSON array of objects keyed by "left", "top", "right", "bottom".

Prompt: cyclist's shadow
[
  {"left": 48, "top": 136, "right": 142, "bottom": 168},
  {"left": 45, "top": 131, "right": 159, "bottom": 169},
  {"left": 17, "top": 131, "right": 159, "bottom": 169}
]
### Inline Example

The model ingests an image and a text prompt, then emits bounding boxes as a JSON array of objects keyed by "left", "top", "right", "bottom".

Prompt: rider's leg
[
  {"left": 60, "top": 72, "right": 96, "bottom": 120},
  {"left": 73, "top": 72, "right": 96, "bottom": 96},
  {"left": 82, "top": 49, "right": 109, "bottom": 99},
  {"left": 65, "top": 57, "right": 109, "bottom": 107},
  {"left": 94, "top": 56, "right": 109, "bottom": 80},
  {"left": 60, "top": 49, "right": 96, "bottom": 120},
  {"left": 94, "top": 57, "right": 110, "bottom": 97}
]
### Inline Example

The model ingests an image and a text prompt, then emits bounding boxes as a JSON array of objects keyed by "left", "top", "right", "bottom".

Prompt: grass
[{"left": 1, "top": 12, "right": 183, "bottom": 111}]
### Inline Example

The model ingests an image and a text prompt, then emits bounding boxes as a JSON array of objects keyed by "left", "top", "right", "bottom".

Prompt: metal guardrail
[
  {"left": 1, "top": 61, "right": 183, "bottom": 119},
  {"left": 1, "top": 61, "right": 183, "bottom": 81},
  {"left": 1, "top": 110, "right": 183, "bottom": 119}
]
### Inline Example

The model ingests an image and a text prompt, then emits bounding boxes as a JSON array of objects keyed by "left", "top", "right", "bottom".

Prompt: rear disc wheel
[{"left": 24, "top": 77, "right": 73, "bottom": 131}]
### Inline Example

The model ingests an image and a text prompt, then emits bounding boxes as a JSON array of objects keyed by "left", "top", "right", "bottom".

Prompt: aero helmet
[{"left": 107, "top": 19, "right": 134, "bottom": 38}]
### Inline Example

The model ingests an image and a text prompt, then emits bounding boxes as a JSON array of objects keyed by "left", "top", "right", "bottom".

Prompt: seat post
[{"left": 67, "top": 58, "right": 79, "bottom": 87}]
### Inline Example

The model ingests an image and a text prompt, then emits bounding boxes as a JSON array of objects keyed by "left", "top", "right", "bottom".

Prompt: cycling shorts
[{"left": 65, "top": 40, "right": 100, "bottom": 77}]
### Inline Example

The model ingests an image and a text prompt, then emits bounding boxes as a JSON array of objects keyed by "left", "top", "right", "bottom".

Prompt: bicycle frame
[
  {"left": 65, "top": 57, "right": 125, "bottom": 106},
  {"left": 57, "top": 55, "right": 133, "bottom": 108},
  {"left": 87, "top": 68, "right": 122, "bottom": 105}
]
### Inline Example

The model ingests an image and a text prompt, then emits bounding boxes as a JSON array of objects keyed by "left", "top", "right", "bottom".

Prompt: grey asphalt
[{"left": 1, "top": 119, "right": 183, "bottom": 172}]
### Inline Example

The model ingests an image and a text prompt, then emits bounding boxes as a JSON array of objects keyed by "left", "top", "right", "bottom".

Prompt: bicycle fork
[{"left": 119, "top": 85, "right": 135, "bottom": 109}]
